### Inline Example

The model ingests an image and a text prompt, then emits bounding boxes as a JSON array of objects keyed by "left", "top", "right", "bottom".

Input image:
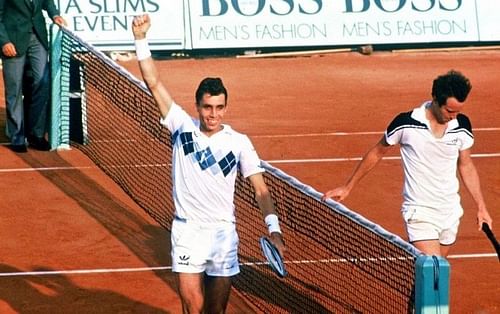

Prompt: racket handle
[
  {"left": 481, "top": 222, "right": 500, "bottom": 262},
  {"left": 482, "top": 222, "right": 494, "bottom": 238}
]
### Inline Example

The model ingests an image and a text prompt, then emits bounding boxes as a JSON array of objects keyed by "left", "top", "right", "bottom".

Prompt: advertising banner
[
  {"left": 54, "top": 0, "right": 186, "bottom": 50},
  {"left": 189, "top": 0, "right": 481, "bottom": 49},
  {"left": 53, "top": 0, "right": 500, "bottom": 51}
]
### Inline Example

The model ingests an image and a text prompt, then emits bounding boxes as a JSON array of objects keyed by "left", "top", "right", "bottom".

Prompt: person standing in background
[{"left": 0, "top": 0, "right": 66, "bottom": 152}]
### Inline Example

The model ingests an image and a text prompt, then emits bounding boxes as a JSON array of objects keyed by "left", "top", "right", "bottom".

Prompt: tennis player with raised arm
[
  {"left": 132, "top": 14, "right": 285, "bottom": 313},
  {"left": 322, "top": 70, "right": 493, "bottom": 257}
]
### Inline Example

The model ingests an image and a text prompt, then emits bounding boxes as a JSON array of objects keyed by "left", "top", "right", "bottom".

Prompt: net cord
[{"left": 261, "top": 160, "right": 422, "bottom": 257}]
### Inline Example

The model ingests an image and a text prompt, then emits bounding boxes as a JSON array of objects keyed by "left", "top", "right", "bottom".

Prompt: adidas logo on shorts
[{"left": 178, "top": 255, "right": 190, "bottom": 265}]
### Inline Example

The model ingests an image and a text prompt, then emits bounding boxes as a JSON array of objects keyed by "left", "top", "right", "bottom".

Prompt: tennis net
[{"left": 50, "top": 26, "right": 422, "bottom": 313}]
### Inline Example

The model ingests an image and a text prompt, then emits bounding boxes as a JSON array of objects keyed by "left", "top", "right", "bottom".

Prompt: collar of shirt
[{"left": 411, "top": 101, "right": 458, "bottom": 131}]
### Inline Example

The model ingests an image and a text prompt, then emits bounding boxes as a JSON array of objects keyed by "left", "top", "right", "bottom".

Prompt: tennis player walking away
[
  {"left": 322, "top": 70, "right": 492, "bottom": 257},
  {"left": 132, "top": 14, "right": 285, "bottom": 314}
]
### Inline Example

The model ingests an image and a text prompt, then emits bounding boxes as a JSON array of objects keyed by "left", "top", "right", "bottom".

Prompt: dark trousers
[{"left": 2, "top": 33, "right": 50, "bottom": 145}]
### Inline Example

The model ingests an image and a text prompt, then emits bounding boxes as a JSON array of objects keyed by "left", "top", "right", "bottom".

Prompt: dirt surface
[{"left": 1, "top": 48, "right": 499, "bottom": 313}]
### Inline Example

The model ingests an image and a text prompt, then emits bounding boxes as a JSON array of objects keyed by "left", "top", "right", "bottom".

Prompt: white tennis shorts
[
  {"left": 402, "top": 205, "right": 464, "bottom": 246},
  {"left": 171, "top": 217, "right": 240, "bottom": 276}
]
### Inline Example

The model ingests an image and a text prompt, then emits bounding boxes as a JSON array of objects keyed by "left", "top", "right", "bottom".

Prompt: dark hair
[
  {"left": 431, "top": 70, "right": 472, "bottom": 106},
  {"left": 195, "top": 77, "right": 228, "bottom": 105}
]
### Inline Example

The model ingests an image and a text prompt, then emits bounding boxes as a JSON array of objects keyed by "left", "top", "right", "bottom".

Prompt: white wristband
[
  {"left": 265, "top": 214, "right": 281, "bottom": 234},
  {"left": 135, "top": 38, "right": 151, "bottom": 61}
]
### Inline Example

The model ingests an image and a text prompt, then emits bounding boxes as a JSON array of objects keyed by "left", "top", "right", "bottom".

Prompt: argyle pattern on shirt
[{"left": 171, "top": 130, "right": 237, "bottom": 177}]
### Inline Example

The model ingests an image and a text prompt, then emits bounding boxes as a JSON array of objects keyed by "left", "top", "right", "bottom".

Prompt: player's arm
[
  {"left": 322, "top": 136, "right": 391, "bottom": 202},
  {"left": 132, "top": 14, "right": 173, "bottom": 119},
  {"left": 457, "top": 148, "right": 493, "bottom": 230},
  {"left": 248, "top": 173, "right": 285, "bottom": 257}
]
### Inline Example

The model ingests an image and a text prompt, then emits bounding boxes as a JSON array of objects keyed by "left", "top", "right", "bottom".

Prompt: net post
[
  {"left": 414, "top": 255, "right": 450, "bottom": 314},
  {"left": 49, "top": 24, "right": 71, "bottom": 150}
]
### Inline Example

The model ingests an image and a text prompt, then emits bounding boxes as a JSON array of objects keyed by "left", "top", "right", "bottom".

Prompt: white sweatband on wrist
[
  {"left": 265, "top": 214, "right": 281, "bottom": 234},
  {"left": 135, "top": 38, "right": 151, "bottom": 61}
]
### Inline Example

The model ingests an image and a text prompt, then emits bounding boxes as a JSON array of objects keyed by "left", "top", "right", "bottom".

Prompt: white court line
[
  {"left": 0, "top": 166, "right": 94, "bottom": 173},
  {"left": 0, "top": 266, "right": 172, "bottom": 277},
  {"left": 267, "top": 153, "right": 500, "bottom": 164},
  {"left": 447, "top": 253, "right": 498, "bottom": 259},
  {"left": 252, "top": 127, "right": 500, "bottom": 138},
  {"left": 0, "top": 153, "right": 499, "bottom": 172},
  {"left": 1, "top": 127, "right": 500, "bottom": 146},
  {"left": 0, "top": 253, "right": 496, "bottom": 277},
  {"left": 0, "top": 164, "right": 171, "bottom": 173}
]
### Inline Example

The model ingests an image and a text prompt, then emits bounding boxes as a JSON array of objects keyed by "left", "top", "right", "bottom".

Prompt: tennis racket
[
  {"left": 481, "top": 222, "right": 500, "bottom": 262},
  {"left": 259, "top": 237, "right": 287, "bottom": 278}
]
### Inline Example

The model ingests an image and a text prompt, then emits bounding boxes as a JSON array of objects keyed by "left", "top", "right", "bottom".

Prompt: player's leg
[
  {"left": 204, "top": 222, "right": 239, "bottom": 313},
  {"left": 404, "top": 206, "right": 459, "bottom": 257},
  {"left": 171, "top": 218, "right": 210, "bottom": 313},
  {"left": 439, "top": 244, "right": 452, "bottom": 257},
  {"left": 204, "top": 275, "right": 232, "bottom": 313},
  {"left": 412, "top": 240, "right": 442, "bottom": 256},
  {"left": 411, "top": 239, "right": 453, "bottom": 257},
  {"left": 175, "top": 272, "right": 204, "bottom": 314},
  {"left": 437, "top": 217, "right": 460, "bottom": 258},
  {"left": 403, "top": 206, "right": 450, "bottom": 256}
]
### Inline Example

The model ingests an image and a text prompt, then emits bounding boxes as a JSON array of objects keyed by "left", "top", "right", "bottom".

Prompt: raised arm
[
  {"left": 321, "top": 136, "right": 391, "bottom": 202},
  {"left": 457, "top": 148, "right": 493, "bottom": 231},
  {"left": 132, "top": 14, "right": 173, "bottom": 119},
  {"left": 248, "top": 173, "right": 286, "bottom": 257}
]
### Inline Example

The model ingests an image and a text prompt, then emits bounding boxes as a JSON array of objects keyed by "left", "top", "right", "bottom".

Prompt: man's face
[
  {"left": 196, "top": 93, "right": 227, "bottom": 135},
  {"left": 435, "top": 97, "right": 465, "bottom": 124}
]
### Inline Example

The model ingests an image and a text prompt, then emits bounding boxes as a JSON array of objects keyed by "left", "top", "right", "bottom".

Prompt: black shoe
[
  {"left": 28, "top": 136, "right": 50, "bottom": 151},
  {"left": 10, "top": 144, "right": 28, "bottom": 153}
]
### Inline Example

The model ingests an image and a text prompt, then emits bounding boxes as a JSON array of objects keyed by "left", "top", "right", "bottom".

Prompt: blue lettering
[
  {"left": 84, "top": 0, "right": 159, "bottom": 14},
  {"left": 299, "top": 0, "right": 322, "bottom": 15},
  {"left": 271, "top": 0, "right": 293, "bottom": 15},
  {"left": 146, "top": 0, "right": 160, "bottom": 12},
  {"left": 374, "top": 0, "right": 405, "bottom": 13},
  {"left": 201, "top": 0, "right": 322, "bottom": 16},
  {"left": 201, "top": 0, "right": 229, "bottom": 16},
  {"left": 57, "top": 0, "right": 82, "bottom": 14},
  {"left": 232, "top": 0, "right": 265, "bottom": 16},
  {"left": 72, "top": 16, "right": 84, "bottom": 31},
  {"left": 440, "top": 0, "right": 461, "bottom": 11},
  {"left": 412, "top": 0, "right": 434, "bottom": 12},
  {"left": 344, "top": 0, "right": 462, "bottom": 13},
  {"left": 89, "top": 0, "right": 102, "bottom": 14},
  {"left": 344, "top": 0, "right": 369, "bottom": 13},
  {"left": 84, "top": 15, "right": 100, "bottom": 31}
]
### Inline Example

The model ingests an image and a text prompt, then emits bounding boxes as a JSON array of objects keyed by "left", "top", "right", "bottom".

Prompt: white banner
[
  {"left": 52, "top": 0, "right": 500, "bottom": 51},
  {"left": 189, "top": 0, "right": 481, "bottom": 49},
  {"left": 54, "top": 0, "right": 185, "bottom": 50},
  {"left": 475, "top": 2, "right": 500, "bottom": 41}
]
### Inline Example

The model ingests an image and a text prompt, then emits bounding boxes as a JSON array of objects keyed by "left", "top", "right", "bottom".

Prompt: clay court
[{"left": 0, "top": 47, "right": 499, "bottom": 313}]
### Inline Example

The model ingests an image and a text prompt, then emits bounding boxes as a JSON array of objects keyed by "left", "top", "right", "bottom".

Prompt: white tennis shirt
[
  {"left": 385, "top": 101, "right": 474, "bottom": 210},
  {"left": 161, "top": 103, "right": 264, "bottom": 223}
]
